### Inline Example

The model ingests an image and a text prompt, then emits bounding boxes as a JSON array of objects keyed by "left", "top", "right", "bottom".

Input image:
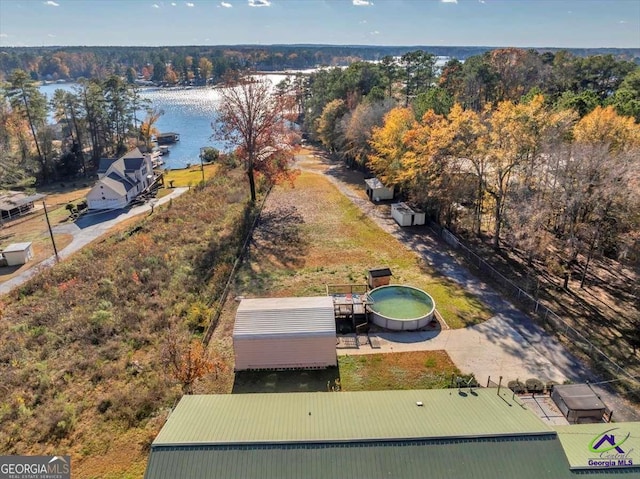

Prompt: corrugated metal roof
[
  {"left": 145, "top": 435, "right": 577, "bottom": 479},
  {"left": 555, "top": 422, "right": 640, "bottom": 470},
  {"left": 153, "top": 389, "right": 551, "bottom": 446},
  {"left": 233, "top": 297, "right": 335, "bottom": 338}
]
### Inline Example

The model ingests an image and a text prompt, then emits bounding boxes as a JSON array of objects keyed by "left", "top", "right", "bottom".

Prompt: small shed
[
  {"left": 364, "top": 178, "right": 394, "bottom": 202},
  {"left": 2, "top": 242, "right": 34, "bottom": 266},
  {"left": 233, "top": 296, "right": 337, "bottom": 371},
  {"left": 551, "top": 384, "right": 607, "bottom": 424},
  {"left": 391, "top": 202, "right": 426, "bottom": 227},
  {"left": 368, "top": 267, "right": 392, "bottom": 289}
]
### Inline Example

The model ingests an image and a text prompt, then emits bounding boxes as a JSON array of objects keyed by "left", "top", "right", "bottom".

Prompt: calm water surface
[
  {"left": 369, "top": 286, "right": 435, "bottom": 320},
  {"left": 40, "top": 74, "right": 289, "bottom": 170}
]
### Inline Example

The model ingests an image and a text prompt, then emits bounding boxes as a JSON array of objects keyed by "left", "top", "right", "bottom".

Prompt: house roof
[
  {"left": 2, "top": 242, "right": 32, "bottom": 253},
  {"left": 369, "top": 267, "right": 392, "bottom": 278},
  {"left": 233, "top": 297, "right": 336, "bottom": 339},
  {"left": 122, "top": 147, "right": 144, "bottom": 159},
  {"left": 555, "top": 422, "right": 640, "bottom": 470},
  {"left": 364, "top": 177, "right": 391, "bottom": 190},
  {"left": 0, "top": 192, "right": 45, "bottom": 211},
  {"left": 106, "top": 172, "right": 136, "bottom": 192},
  {"left": 145, "top": 435, "right": 581, "bottom": 479},
  {"left": 123, "top": 157, "right": 145, "bottom": 172},
  {"left": 152, "top": 389, "right": 551, "bottom": 447},
  {"left": 97, "top": 158, "right": 118, "bottom": 174},
  {"left": 553, "top": 384, "right": 607, "bottom": 411}
]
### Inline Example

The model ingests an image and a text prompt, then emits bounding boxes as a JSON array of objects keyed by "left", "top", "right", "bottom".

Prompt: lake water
[{"left": 39, "top": 74, "right": 289, "bottom": 170}]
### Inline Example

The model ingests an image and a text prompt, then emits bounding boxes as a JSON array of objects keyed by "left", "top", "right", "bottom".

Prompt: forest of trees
[{"left": 299, "top": 47, "right": 640, "bottom": 285}]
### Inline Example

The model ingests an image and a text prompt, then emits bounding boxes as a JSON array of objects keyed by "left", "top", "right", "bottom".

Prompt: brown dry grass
[{"left": 0, "top": 168, "right": 252, "bottom": 478}]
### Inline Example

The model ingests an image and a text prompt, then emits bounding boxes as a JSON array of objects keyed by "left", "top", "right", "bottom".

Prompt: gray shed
[
  {"left": 233, "top": 297, "right": 337, "bottom": 371},
  {"left": 2, "top": 242, "right": 34, "bottom": 266},
  {"left": 551, "top": 384, "right": 607, "bottom": 424}
]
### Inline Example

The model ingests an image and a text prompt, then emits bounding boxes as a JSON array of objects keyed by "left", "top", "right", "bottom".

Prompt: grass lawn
[
  {"left": 162, "top": 163, "right": 219, "bottom": 188},
  {"left": 234, "top": 172, "right": 491, "bottom": 328},
  {"left": 338, "top": 351, "right": 461, "bottom": 391}
]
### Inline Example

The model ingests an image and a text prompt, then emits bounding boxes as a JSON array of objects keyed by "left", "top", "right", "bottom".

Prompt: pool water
[{"left": 369, "top": 285, "right": 434, "bottom": 320}]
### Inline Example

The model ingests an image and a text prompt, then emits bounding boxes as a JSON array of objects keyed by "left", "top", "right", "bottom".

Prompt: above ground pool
[{"left": 367, "top": 285, "right": 436, "bottom": 331}]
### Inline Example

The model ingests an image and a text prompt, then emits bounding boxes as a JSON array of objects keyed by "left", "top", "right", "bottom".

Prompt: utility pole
[
  {"left": 199, "top": 148, "right": 205, "bottom": 185},
  {"left": 43, "top": 201, "right": 59, "bottom": 263}
]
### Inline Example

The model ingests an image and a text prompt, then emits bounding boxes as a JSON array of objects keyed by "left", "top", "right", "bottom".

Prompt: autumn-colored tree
[
  {"left": 368, "top": 107, "right": 415, "bottom": 186},
  {"left": 316, "top": 99, "right": 347, "bottom": 153},
  {"left": 213, "top": 74, "right": 299, "bottom": 202},
  {"left": 484, "top": 95, "right": 553, "bottom": 249},
  {"left": 339, "top": 98, "right": 394, "bottom": 167},
  {"left": 447, "top": 103, "right": 488, "bottom": 235},
  {"left": 140, "top": 107, "right": 164, "bottom": 150},
  {"left": 555, "top": 107, "right": 640, "bottom": 287},
  {"left": 573, "top": 105, "right": 639, "bottom": 151},
  {"left": 198, "top": 58, "right": 213, "bottom": 85},
  {"left": 163, "top": 333, "right": 224, "bottom": 394}
]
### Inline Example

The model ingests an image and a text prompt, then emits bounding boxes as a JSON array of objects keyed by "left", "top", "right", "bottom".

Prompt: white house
[
  {"left": 364, "top": 177, "right": 394, "bottom": 202},
  {"left": 2, "top": 242, "right": 34, "bottom": 266},
  {"left": 86, "top": 148, "right": 154, "bottom": 210},
  {"left": 233, "top": 296, "right": 337, "bottom": 371}
]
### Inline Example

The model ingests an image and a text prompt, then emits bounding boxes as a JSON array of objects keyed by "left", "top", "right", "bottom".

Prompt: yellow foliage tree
[
  {"left": 368, "top": 107, "right": 415, "bottom": 186},
  {"left": 573, "top": 105, "right": 640, "bottom": 151}
]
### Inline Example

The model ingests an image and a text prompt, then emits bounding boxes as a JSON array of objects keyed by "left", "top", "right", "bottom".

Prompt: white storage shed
[
  {"left": 233, "top": 296, "right": 337, "bottom": 371},
  {"left": 2, "top": 242, "right": 34, "bottom": 266},
  {"left": 365, "top": 178, "right": 394, "bottom": 202},
  {"left": 391, "top": 202, "right": 426, "bottom": 227}
]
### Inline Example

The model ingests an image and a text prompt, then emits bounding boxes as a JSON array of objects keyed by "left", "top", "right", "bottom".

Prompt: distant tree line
[
  {"left": 1, "top": 44, "right": 637, "bottom": 84},
  {"left": 300, "top": 47, "right": 640, "bottom": 284}
]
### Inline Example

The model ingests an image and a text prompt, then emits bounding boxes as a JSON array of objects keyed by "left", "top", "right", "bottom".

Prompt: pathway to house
[
  {"left": 0, "top": 187, "right": 188, "bottom": 296},
  {"left": 296, "top": 150, "right": 640, "bottom": 422}
]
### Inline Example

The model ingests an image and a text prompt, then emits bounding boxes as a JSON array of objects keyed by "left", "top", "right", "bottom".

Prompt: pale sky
[{"left": 0, "top": 0, "right": 639, "bottom": 48}]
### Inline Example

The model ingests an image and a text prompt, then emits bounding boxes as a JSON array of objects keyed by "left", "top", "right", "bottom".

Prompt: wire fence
[
  {"left": 202, "top": 189, "right": 271, "bottom": 346},
  {"left": 435, "top": 225, "right": 638, "bottom": 392}
]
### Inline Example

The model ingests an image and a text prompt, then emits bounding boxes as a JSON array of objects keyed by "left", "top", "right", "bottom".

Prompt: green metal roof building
[{"left": 144, "top": 389, "right": 640, "bottom": 479}]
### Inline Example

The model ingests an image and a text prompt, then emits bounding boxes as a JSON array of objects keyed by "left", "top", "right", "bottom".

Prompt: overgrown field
[
  {"left": 338, "top": 351, "right": 461, "bottom": 391},
  {"left": 234, "top": 172, "right": 491, "bottom": 328},
  {"left": 0, "top": 167, "right": 252, "bottom": 477}
]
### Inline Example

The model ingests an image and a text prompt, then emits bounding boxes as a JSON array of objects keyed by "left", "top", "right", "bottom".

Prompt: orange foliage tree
[
  {"left": 163, "top": 332, "right": 224, "bottom": 394},
  {"left": 213, "top": 73, "right": 299, "bottom": 202}
]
